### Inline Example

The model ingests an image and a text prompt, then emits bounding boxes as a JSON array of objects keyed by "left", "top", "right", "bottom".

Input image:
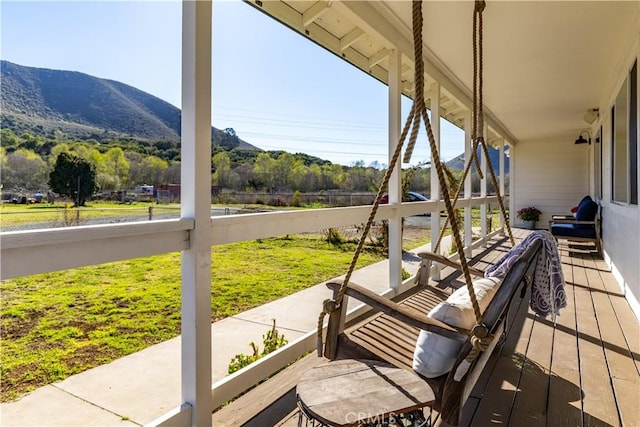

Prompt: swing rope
[
  {"left": 317, "top": 1, "right": 487, "bottom": 355},
  {"left": 415, "top": 0, "right": 515, "bottom": 288},
  {"left": 471, "top": 0, "right": 514, "bottom": 248}
]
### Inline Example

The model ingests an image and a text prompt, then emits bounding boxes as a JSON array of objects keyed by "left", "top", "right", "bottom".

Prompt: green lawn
[{"left": 0, "top": 234, "right": 385, "bottom": 402}]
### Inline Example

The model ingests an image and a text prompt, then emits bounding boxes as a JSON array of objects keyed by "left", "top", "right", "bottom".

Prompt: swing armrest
[
  {"left": 326, "top": 282, "right": 465, "bottom": 340},
  {"left": 416, "top": 252, "right": 485, "bottom": 277}
]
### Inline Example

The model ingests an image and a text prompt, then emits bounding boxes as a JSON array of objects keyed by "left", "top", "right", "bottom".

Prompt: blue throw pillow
[{"left": 575, "top": 200, "right": 598, "bottom": 228}]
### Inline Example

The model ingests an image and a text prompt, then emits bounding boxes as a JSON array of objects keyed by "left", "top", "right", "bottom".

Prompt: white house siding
[
  {"left": 603, "top": 202, "right": 640, "bottom": 313},
  {"left": 512, "top": 138, "right": 590, "bottom": 228},
  {"left": 597, "top": 30, "right": 640, "bottom": 319}
]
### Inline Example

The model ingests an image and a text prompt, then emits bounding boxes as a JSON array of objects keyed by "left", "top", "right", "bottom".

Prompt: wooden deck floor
[{"left": 274, "top": 230, "right": 640, "bottom": 426}]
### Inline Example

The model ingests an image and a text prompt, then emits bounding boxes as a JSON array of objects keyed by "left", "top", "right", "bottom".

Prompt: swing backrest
[{"left": 439, "top": 239, "right": 542, "bottom": 425}]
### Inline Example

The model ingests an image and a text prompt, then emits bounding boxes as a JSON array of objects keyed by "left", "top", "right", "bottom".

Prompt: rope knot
[
  {"left": 322, "top": 299, "right": 339, "bottom": 314},
  {"left": 471, "top": 323, "right": 489, "bottom": 339},
  {"left": 475, "top": 0, "right": 486, "bottom": 13},
  {"left": 470, "top": 334, "right": 493, "bottom": 352}
]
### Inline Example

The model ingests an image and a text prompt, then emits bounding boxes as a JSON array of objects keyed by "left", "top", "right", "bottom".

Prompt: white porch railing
[{"left": 1, "top": 196, "right": 500, "bottom": 280}]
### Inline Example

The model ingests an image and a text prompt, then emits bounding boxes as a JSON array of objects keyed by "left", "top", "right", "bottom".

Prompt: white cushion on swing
[{"left": 413, "top": 277, "right": 501, "bottom": 378}]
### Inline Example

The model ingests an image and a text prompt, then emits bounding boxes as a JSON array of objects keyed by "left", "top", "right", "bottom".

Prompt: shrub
[
  {"left": 292, "top": 190, "right": 302, "bottom": 207},
  {"left": 325, "top": 227, "right": 345, "bottom": 245},
  {"left": 227, "top": 319, "right": 288, "bottom": 374}
]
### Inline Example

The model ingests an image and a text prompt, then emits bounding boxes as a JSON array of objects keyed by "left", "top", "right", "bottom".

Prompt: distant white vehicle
[{"left": 135, "top": 185, "right": 154, "bottom": 195}]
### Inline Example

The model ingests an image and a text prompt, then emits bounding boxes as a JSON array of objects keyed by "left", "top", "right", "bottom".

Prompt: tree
[
  {"left": 49, "top": 143, "right": 71, "bottom": 167},
  {"left": 212, "top": 151, "right": 232, "bottom": 187},
  {"left": 126, "top": 152, "right": 168, "bottom": 187},
  {"left": 141, "top": 156, "right": 168, "bottom": 185},
  {"left": 213, "top": 127, "right": 240, "bottom": 150},
  {"left": 0, "top": 129, "right": 20, "bottom": 151},
  {"left": 103, "top": 147, "right": 130, "bottom": 189},
  {"left": 1, "top": 148, "right": 48, "bottom": 191},
  {"left": 48, "top": 152, "right": 98, "bottom": 206},
  {"left": 163, "top": 161, "right": 181, "bottom": 184},
  {"left": 253, "top": 152, "right": 276, "bottom": 190},
  {"left": 273, "top": 152, "right": 298, "bottom": 190}
]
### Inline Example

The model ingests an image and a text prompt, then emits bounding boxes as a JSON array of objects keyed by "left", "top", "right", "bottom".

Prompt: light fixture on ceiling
[
  {"left": 583, "top": 108, "right": 599, "bottom": 124},
  {"left": 575, "top": 130, "right": 591, "bottom": 145}
]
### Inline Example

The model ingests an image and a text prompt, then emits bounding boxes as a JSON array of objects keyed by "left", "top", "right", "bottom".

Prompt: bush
[
  {"left": 325, "top": 227, "right": 345, "bottom": 245},
  {"left": 370, "top": 220, "right": 389, "bottom": 251},
  {"left": 227, "top": 319, "right": 288, "bottom": 374},
  {"left": 292, "top": 190, "right": 302, "bottom": 207}
]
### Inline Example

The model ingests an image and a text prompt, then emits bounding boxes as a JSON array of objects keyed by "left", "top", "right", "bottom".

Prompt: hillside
[
  {"left": 446, "top": 145, "right": 509, "bottom": 174},
  {"left": 0, "top": 60, "right": 257, "bottom": 149}
]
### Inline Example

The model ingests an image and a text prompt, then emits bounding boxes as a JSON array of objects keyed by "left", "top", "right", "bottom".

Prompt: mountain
[
  {"left": 0, "top": 60, "right": 258, "bottom": 150},
  {"left": 445, "top": 145, "right": 509, "bottom": 174}
]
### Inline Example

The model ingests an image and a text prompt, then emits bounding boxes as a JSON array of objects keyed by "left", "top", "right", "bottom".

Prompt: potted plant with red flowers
[{"left": 517, "top": 206, "right": 542, "bottom": 229}]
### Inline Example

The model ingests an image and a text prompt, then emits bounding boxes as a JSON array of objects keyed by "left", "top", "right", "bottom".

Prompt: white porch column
[
  {"left": 388, "top": 48, "right": 402, "bottom": 291},
  {"left": 181, "top": 2, "right": 212, "bottom": 426},
  {"left": 464, "top": 111, "right": 472, "bottom": 257},
  {"left": 430, "top": 82, "right": 441, "bottom": 280},
  {"left": 499, "top": 138, "right": 506, "bottom": 232},
  {"left": 480, "top": 123, "right": 488, "bottom": 247},
  {"left": 509, "top": 145, "right": 516, "bottom": 226}
]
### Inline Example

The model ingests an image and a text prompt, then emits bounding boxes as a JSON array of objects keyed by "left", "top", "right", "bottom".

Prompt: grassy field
[{"left": 0, "top": 201, "right": 181, "bottom": 230}]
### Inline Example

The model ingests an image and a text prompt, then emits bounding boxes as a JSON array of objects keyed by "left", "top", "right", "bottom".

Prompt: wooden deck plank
[
  {"left": 572, "top": 252, "right": 620, "bottom": 426},
  {"left": 275, "top": 409, "right": 299, "bottom": 427},
  {"left": 543, "top": 241, "right": 584, "bottom": 426},
  {"left": 583, "top": 253, "right": 640, "bottom": 426},
  {"left": 596, "top": 258, "right": 640, "bottom": 377},
  {"left": 606, "top": 292, "right": 640, "bottom": 376},
  {"left": 212, "top": 353, "right": 325, "bottom": 427},
  {"left": 545, "top": 281, "right": 583, "bottom": 426},
  {"left": 507, "top": 312, "right": 554, "bottom": 427},
  {"left": 469, "top": 297, "right": 535, "bottom": 425}
]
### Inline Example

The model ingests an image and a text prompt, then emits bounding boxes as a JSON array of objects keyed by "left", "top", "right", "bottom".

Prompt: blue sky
[{"left": 1, "top": 0, "right": 464, "bottom": 166}]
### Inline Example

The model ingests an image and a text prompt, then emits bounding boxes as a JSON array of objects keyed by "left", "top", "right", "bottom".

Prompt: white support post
[
  {"left": 480, "top": 123, "right": 488, "bottom": 247},
  {"left": 388, "top": 48, "right": 402, "bottom": 292},
  {"left": 181, "top": 2, "right": 212, "bottom": 426},
  {"left": 430, "top": 82, "right": 441, "bottom": 280},
  {"left": 464, "top": 111, "right": 472, "bottom": 257},
  {"left": 509, "top": 145, "right": 516, "bottom": 224},
  {"left": 499, "top": 138, "right": 506, "bottom": 232}
]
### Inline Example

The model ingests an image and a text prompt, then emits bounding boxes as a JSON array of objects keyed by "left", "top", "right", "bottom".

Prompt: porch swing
[{"left": 295, "top": 1, "right": 551, "bottom": 426}]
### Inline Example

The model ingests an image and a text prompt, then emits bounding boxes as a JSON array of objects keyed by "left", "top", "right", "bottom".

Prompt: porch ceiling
[{"left": 247, "top": 0, "right": 639, "bottom": 144}]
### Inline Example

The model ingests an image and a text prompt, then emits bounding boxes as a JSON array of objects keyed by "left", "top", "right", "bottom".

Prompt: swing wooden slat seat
[{"left": 297, "top": 239, "right": 542, "bottom": 426}]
